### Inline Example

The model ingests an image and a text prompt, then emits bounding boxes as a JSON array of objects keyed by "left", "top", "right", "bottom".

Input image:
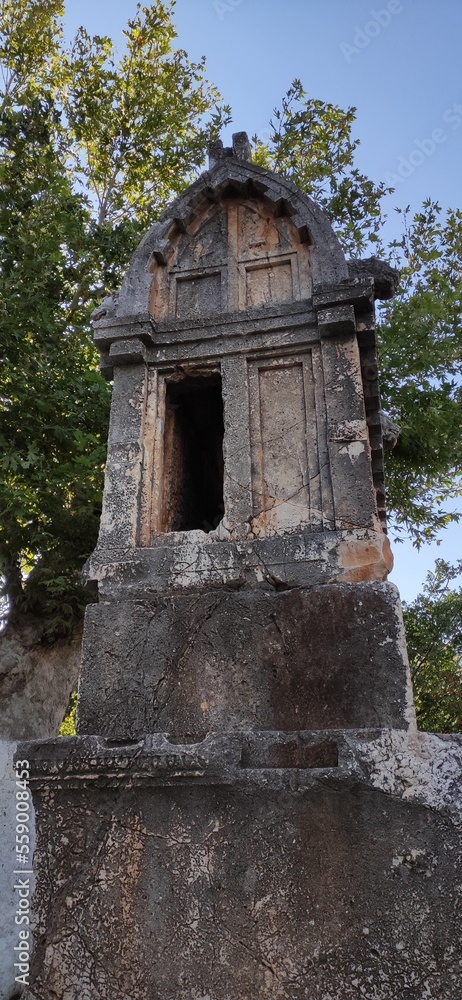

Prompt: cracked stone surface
[
  {"left": 84, "top": 527, "right": 394, "bottom": 601},
  {"left": 77, "top": 582, "right": 414, "bottom": 739},
  {"left": 90, "top": 151, "right": 385, "bottom": 557},
  {"left": 18, "top": 730, "right": 462, "bottom": 1000}
]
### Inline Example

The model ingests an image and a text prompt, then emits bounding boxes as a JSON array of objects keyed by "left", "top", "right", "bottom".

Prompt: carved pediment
[
  {"left": 107, "top": 155, "right": 349, "bottom": 323},
  {"left": 149, "top": 193, "right": 312, "bottom": 321}
]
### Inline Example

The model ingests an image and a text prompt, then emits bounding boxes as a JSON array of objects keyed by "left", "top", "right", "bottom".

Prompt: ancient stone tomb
[{"left": 19, "top": 134, "right": 462, "bottom": 999}]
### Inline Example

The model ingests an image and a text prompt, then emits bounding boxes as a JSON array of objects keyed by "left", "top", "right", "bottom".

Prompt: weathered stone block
[
  {"left": 20, "top": 730, "right": 462, "bottom": 1000},
  {"left": 85, "top": 528, "right": 394, "bottom": 599},
  {"left": 78, "top": 582, "right": 414, "bottom": 739}
]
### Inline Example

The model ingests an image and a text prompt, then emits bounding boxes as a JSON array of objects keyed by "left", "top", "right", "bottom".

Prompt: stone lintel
[
  {"left": 317, "top": 303, "right": 356, "bottom": 338},
  {"left": 96, "top": 316, "right": 323, "bottom": 377},
  {"left": 313, "top": 278, "right": 375, "bottom": 312},
  {"left": 109, "top": 337, "right": 147, "bottom": 365},
  {"left": 93, "top": 291, "right": 372, "bottom": 355},
  {"left": 93, "top": 300, "right": 317, "bottom": 351},
  {"left": 151, "top": 299, "right": 316, "bottom": 338},
  {"left": 17, "top": 730, "right": 462, "bottom": 801},
  {"left": 84, "top": 528, "right": 393, "bottom": 599},
  {"left": 17, "top": 729, "right": 388, "bottom": 791}
]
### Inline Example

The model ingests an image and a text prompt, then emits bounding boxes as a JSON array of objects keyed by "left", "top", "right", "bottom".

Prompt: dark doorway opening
[{"left": 161, "top": 374, "right": 225, "bottom": 533}]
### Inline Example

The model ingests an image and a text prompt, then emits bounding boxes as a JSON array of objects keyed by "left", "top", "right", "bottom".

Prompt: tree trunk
[{"left": 0, "top": 614, "right": 82, "bottom": 739}]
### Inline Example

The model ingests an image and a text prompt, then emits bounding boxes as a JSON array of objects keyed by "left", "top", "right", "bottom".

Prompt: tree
[
  {"left": 253, "top": 80, "right": 390, "bottom": 257},
  {"left": 0, "top": 90, "right": 108, "bottom": 637},
  {"left": 379, "top": 204, "right": 462, "bottom": 546},
  {"left": 403, "top": 560, "right": 462, "bottom": 732}
]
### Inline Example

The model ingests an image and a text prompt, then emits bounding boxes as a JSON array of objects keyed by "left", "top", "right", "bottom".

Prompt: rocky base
[{"left": 19, "top": 729, "right": 462, "bottom": 1000}]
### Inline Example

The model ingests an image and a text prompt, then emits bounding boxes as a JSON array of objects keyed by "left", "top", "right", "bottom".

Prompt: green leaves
[
  {"left": 404, "top": 560, "right": 462, "bottom": 732},
  {"left": 59, "top": 689, "right": 77, "bottom": 735},
  {"left": 0, "top": 77, "right": 106, "bottom": 632},
  {"left": 1, "top": 4, "right": 461, "bottom": 640},
  {"left": 0, "top": 0, "right": 65, "bottom": 103},
  {"left": 63, "top": 3, "right": 230, "bottom": 228},
  {"left": 378, "top": 201, "right": 462, "bottom": 546}
]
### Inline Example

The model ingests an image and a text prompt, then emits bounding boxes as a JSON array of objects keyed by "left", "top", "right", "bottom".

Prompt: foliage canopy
[{"left": 403, "top": 560, "right": 462, "bottom": 732}]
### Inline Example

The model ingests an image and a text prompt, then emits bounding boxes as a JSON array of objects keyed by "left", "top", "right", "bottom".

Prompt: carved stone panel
[
  {"left": 243, "top": 259, "right": 294, "bottom": 309},
  {"left": 175, "top": 271, "right": 223, "bottom": 319},
  {"left": 149, "top": 196, "right": 311, "bottom": 322},
  {"left": 248, "top": 351, "right": 334, "bottom": 537}
]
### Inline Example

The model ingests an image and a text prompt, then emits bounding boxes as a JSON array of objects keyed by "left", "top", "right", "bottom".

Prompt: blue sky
[{"left": 63, "top": 0, "right": 462, "bottom": 600}]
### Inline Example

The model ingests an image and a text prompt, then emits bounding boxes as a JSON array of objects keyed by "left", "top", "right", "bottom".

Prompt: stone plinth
[
  {"left": 20, "top": 731, "right": 462, "bottom": 999},
  {"left": 78, "top": 582, "right": 413, "bottom": 739}
]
